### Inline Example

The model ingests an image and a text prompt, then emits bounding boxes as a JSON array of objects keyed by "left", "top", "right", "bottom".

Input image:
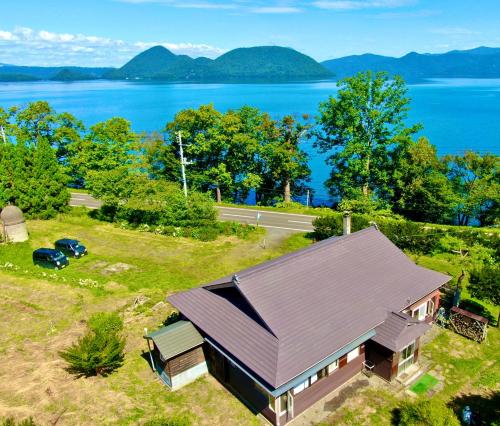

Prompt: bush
[
  {"left": 312, "top": 212, "right": 499, "bottom": 258},
  {"left": 397, "top": 398, "right": 459, "bottom": 426},
  {"left": 60, "top": 312, "right": 125, "bottom": 377},
  {"left": 2, "top": 418, "right": 36, "bottom": 426}
]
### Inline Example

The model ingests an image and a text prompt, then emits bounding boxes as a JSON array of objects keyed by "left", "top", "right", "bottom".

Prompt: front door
[{"left": 398, "top": 341, "right": 415, "bottom": 376}]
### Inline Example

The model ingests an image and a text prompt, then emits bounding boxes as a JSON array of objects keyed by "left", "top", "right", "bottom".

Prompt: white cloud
[
  {"left": 312, "top": 0, "right": 414, "bottom": 10},
  {"left": 0, "top": 26, "right": 227, "bottom": 66},
  {"left": 0, "top": 30, "right": 18, "bottom": 41}
]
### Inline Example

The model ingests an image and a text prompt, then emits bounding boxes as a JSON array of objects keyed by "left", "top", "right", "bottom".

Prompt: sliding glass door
[{"left": 398, "top": 341, "right": 415, "bottom": 376}]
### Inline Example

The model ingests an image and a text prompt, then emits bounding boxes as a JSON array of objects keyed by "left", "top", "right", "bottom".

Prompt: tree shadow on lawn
[{"left": 448, "top": 391, "right": 500, "bottom": 426}]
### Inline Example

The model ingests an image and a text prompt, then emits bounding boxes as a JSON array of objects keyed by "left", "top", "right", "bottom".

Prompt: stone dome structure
[{"left": 0, "top": 205, "right": 29, "bottom": 242}]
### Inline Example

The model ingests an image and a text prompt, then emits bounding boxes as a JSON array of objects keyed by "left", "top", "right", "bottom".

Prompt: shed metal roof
[
  {"left": 169, "top": 227, "right": 451, "bottom": 389},
  {"left": 145, "top": 320, "right": 204, "bottom": 360}
]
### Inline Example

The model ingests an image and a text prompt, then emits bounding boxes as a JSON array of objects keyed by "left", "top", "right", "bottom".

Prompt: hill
[
  {"left": 322, "top": 47, "right": 500, "bottom": 80},
  {"left": 106, "top": 45, "right": 332, "bottom": 81},
  {"left": 51, "top": 68, "right": 99, "bottom": 81},
  {"left": 0, "top": 64, "right": 112, "bottom": 81}
]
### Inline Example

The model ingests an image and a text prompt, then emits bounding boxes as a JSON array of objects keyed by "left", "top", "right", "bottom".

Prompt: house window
[
  {"left": 269, "top": 395, "right": 275, "bottom": 412},
  {"left": 328, "top": 359, "right": 339, "bottom": 374},
  {"left": 347, "top": 346, "right": 360, "bottom": 362},
  {"left": 293, "top": 379, "right": 307, "bottom": 394},
  {"left": 412, "top": 303, "right": 427, "bottom": 320},
  {"left": 309, "top": 373, "right": 318, "bottom": 385},
  {"left": 427, "top": 299, "right": 435, "bottom": 316},
  {"left": 317, "top": 366, "right": 328, "bottom": 380},
  {"left": 279, "top": 393, "right": 287, "bottom": 416}
]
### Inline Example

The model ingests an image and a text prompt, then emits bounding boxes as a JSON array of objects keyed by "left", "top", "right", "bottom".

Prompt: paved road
[
  {"left": 70, "top": 192, "right": 102, "bottom": 209},
  {"left": 70, "top": 193, "right": 316, "bottom": 232},
  {"left": 217, "top": 206, "right": 315, "bottom": 232}
]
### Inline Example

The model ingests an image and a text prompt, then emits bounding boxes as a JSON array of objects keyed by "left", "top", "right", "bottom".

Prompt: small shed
[
  {"left": 0, "top": 205, "right": 29, "bottom": 243},
  {"left": 144, "top": 321, "right": 207, "bottom": 390}
]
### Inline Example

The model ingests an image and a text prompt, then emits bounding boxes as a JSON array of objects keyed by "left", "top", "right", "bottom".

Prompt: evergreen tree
[
  {"left": 60, "top": 312, "right": 126, "bottom": 377},
  {"left": 24, "top": 139, "right": 69, "bottom": 218}
]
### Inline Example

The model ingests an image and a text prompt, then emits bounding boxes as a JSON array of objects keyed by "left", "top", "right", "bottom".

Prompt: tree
[
  {"left": 315, "top": 71, "right": 421, "bottom": 201},
  {"left": 24, "top": 139, "right": 69, "bottom": 218},
  {"left": 60, "top": 312, "right": 125, "bottom": 377},
  {"left": 260, "top": 115, "right": 311, "bottom": 203},
  {"left": 0, "top": 138, "right": 68, "bottom": 219},
  {"left": 398, "top": 398, "right": 460, "bottom": 426},
  {"left": 391, "top": 137, "right": 456, "bottom": 223},
  {"left": 469, "top": 265, "right": 500, "bottom": 326},
  {"left": 139, "top": 131, "right": 180, "bottom": 182},
  {"left": 11, "top": 101, "right": 83, "bottom": 162},
  {"left": 67, "top": 117, "right": 138, "bottom": 186},
  {"left": 445, "top": 151, "right": 499, "bottom": 226}
]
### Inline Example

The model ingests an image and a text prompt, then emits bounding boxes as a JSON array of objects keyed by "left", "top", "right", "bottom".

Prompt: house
[{"left": 149, "top": 220, "right": 451, "bottom": 425}]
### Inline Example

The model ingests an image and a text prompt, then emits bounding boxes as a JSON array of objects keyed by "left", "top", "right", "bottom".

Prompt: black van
[
  {"left": 33, "top": 248, "right": 69, "bottom": 269},
  {"left": 55, "top": 239, "right": 87, "bottom": 258}
]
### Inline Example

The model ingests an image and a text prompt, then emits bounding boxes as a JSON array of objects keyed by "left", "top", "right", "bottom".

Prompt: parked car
[
  {"left": 33, "top": 248, "right": 69, "bottom": 269},
  {"left": 55, "top": 239, "right": 88, "bottom": 258}
]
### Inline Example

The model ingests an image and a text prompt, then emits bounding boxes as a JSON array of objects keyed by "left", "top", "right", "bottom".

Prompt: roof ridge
[{"left": 237, "top": 227, "right": 378, "bottom": 281}]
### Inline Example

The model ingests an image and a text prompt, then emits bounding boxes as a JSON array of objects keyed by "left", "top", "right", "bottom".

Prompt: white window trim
[
  {"left": 427, "top": 299, "right": 435, "bottom": 315},
  {"left": 328, "top": 359, "right": 339, "bottom": 374},
  {"left": 309, "top": 373, "right": 318, "bottom": 385},
  {"left": 412, "top": 302, "right": 427, "bottom": 320},
  {"left": 278, "top": 394, "right": 287, "bottom": 416},
  {"left": 268, "top": 395, "right": 275, "bottom": 412},
  {"left": 347, "top": 346, "right": 360, "bottom": 363}
]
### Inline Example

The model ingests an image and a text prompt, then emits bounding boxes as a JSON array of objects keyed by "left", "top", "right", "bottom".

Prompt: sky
[{"left": 1, "top": 0, "right": 499, "bottom": 67}]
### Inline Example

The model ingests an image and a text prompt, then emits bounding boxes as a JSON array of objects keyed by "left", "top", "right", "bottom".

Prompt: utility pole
[
  {"left": 177, "top": 131, "right": 190, "bottom": 197},
  {"left": 0, "top": 126, "right": 6, "bottom": 144}
]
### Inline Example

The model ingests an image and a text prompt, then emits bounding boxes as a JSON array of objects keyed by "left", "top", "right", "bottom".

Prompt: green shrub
[
  {"left": 398, "top": 398, "right": 459, "bottom": 426},
  {"left": 313, "top": 212, "right": 499, "bottom": 259},
  {"left": 1, "top": 418, "right": 36, "bottom": 426},
  {"left": 60, "top": 312, "right": 125, "bottom": 377},
  {"left": 143, "top": 415, "right": 191, "bottom": 426}
]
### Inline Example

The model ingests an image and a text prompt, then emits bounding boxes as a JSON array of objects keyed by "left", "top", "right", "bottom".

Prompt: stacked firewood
[{"left": 449, "top": 310, "right": 488, "bottom": 342}]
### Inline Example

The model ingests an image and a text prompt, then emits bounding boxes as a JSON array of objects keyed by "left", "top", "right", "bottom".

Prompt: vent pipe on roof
[
  {"left": 369, "top": 221, "right": 379, "bottom": 230},
  {"left": 232, "top": 274, "right": 240, "bottom": 285},
  {"left": 343, "top": 211, "right": 351, "bottom": 235}
]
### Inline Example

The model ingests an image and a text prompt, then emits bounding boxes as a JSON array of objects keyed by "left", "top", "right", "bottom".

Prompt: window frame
[
  {"left": 347, "top": 346, "right": 360, "bottom": 363},
  {"left": 328, "top": 359, "right": 339, "bottom": 374}
]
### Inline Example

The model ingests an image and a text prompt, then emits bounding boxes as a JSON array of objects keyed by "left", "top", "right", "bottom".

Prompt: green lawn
[
  {"left": 0, "top": 209, "right": 311, "bottom": 425},
  {"left": 410, "top": 373, "right": 439, "bottom": 394}
]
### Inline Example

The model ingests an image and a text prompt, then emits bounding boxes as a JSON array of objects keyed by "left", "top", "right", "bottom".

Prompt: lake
[{"left": 1, "top": 78, "right": 499, "bottom": 203}]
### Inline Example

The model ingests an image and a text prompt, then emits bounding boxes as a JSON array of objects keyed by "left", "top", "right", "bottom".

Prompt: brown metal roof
[
  {"left": 371, "top": 312, "right": 431, "bottom": 352},
  {"left": 145, "top": 320, "right": 204, "bottom": 360},
  {"left": 169, "top": 227, "right": 451, "bottom": 389}
]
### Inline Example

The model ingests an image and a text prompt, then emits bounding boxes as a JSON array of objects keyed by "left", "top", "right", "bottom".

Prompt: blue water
[{"left": 1, "top": 78, "right": 499, "bottom": 202}]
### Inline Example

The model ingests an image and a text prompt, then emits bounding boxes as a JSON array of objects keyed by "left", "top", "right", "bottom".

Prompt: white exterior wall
[{"left": 171, "top": 361, "right": 208, "bottom": 390}]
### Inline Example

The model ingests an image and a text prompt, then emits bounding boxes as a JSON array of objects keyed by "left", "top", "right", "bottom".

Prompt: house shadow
[{"left": 448, "top": 391, "right": 500, "bottom": 425}]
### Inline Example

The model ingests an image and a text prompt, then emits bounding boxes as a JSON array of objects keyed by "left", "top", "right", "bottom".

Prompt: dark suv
[
  {"left": 33, "top": 248, "right": 69, "bottom": 269},
  {"left": 55, "top": 239, "right": 88, "bottom": 258}
]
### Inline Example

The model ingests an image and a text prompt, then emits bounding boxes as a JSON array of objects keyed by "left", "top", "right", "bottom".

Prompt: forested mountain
[
  {"left": 322, "top": 47, "right": 500, "bottom": 80},
  {"left": 0, "top": 64, "right": 112, "bottom": 82},
  {"left": 2, "top": 46, "right": 500, "bottom": 83},
  {"left": 106, "top": 45, "right": 332, "bottom": 81}
]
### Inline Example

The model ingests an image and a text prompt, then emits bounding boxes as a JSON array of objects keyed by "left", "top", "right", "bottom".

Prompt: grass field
[
  {"left": 0, "top": 210, "right": 311, "bottom": 425},
  {"left": 1, "top": 209, "right": 498, "bottom": 425}
]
